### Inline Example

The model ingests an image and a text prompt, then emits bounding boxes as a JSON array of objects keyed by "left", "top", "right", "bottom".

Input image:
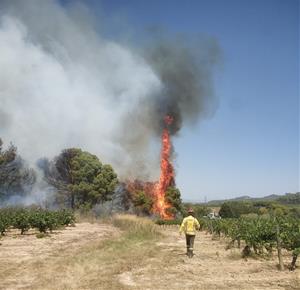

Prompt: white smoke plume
[
  {"left": 0, "top": 0, "right": 220, "bottom": 183},
  {"left": 0, "top": 0, "right": 164, "bottom": 180}
]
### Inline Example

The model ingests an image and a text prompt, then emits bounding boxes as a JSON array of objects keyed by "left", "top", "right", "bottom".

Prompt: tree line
[
  {"left": 219, "top": 200, "right": 300, "bottom": 219},
  {"left": 0, "top": 138, "right": 183, "bottom": 216},
  {"left": 0, "top": 138, "right": 119, "bottom": 210}
]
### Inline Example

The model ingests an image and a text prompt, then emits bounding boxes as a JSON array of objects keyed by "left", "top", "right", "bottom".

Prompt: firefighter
[{"left": 179, "top": 208, "right": 200, "bottom": 258}]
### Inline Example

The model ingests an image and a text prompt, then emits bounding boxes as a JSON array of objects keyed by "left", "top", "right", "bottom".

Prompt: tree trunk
[
  {"left": 266, "top": 245, "right": 273, "bottom": 257},
  {"left": 276, "top": 223, "right": 284, "bottom": 270},
  {"left": 242, "top": 245, "right": 251, "bottom": 258},
  {"left": 290, "top": 253, "right": 298, "bottom": 271},
  {"left": 71, "top": 192, "right": 75, "bottom": 209}
]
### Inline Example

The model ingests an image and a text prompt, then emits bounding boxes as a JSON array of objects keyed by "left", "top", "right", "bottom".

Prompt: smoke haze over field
[{"left": 0, "top": 0, "right": 219, "bottom": 181}]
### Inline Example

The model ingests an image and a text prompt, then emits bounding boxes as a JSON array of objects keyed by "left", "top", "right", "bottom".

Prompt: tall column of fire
[{"left": 153, "top": 115, "right": 175, "bottom": 219}]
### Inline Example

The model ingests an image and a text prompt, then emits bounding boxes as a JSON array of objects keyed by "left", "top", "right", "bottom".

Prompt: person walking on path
[{"left": 179, "top": 208, "right": 200, "bottom": 258}]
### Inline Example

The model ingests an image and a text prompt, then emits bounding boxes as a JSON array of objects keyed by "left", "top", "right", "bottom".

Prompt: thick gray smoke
[
  {"left": 0, "top": 0, "right": 220, "bottom": 183},
  {"left": 145, "top": 35, "right": 220, "bottom": 135}
]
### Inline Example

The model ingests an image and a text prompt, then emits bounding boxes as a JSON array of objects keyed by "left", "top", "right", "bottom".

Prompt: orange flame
[
  {"left": 125, "top": 115, "right": 175, "bottom": 220},
  {"left": 153, "top": 115, "right": 175, "bottom": 219},
  {"left": 126, "top": 180, "right": 156, "bottom": 198}
]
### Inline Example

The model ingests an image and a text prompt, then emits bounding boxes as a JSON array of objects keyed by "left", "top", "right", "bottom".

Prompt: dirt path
[
  {"left": 119, "top": 227, "right": 300, "bottom": 290},
  {"left": 0, "top": 222, "right": 299, "bottom": 290},
  {"left": 0, "top": 223, "right": 119, "bottom": 290}
]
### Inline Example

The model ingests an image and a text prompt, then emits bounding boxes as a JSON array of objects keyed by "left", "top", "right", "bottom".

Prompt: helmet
[{"left": 187, "top": 208, "right": 194, "bottom": 214}]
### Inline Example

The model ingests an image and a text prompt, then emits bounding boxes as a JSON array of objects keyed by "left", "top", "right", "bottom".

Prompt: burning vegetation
[
  {"left": 153, "top": 115, "right": 175, "bottom": 219},
  {"left": 0, "top": 1, "right": 220, "bottom": 217},
  {"left": 126, "top": 115, "right": 181, "bottom": 220},
  {"left": 0, "top": 136, "right": 181, "bottom": 219}
]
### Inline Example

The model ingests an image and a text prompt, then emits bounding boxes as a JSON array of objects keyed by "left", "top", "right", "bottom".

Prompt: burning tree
[
  {"left": 126, "top": 115, "right": 182, "bottom": 220},
  {"left": 153, "top": 115, "right": 176, "bottom": 219}
]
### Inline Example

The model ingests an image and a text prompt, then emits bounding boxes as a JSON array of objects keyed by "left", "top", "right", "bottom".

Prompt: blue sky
[{"left": 66, "top": 0, "right": 299, "bottom": 201}]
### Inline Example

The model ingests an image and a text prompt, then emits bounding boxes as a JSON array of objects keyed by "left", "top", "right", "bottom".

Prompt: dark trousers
[{"left": 185, "top": 234, "right": 195, "bottom": 251}]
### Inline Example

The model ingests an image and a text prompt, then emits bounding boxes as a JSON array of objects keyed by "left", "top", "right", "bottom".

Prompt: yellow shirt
[{"left": 179, "top": 215, "right": 200, "bottom": 235}]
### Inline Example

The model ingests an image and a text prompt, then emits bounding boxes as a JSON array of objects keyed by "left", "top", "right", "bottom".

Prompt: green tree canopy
[
  {"left": 278, "top": 193, "right": 300, "bottom": 205},
  {"left": 45, "top": 148, "right": 118, "bottom": 208},
  {"left": 219, "top": 201, "right": 258, "bottom": 218},
  {"left": 131, "top": 190, "right": 153, "bottom": 215},
  {"left": 165, "top": 186, "right": 183, "bottom": 216},
  {"left": 219, "top": 202, "right": 235, "bottom": 218}
]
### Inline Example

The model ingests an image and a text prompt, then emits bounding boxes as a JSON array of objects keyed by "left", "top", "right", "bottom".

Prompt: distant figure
[{"left": 179, "top": 208, "right": 200, "bottom": 258}]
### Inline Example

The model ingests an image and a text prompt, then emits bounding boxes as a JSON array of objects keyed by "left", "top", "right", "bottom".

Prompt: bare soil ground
[
  {"left": 127, "top": 227, "right": 300, "bottom": 290},
  {"left": 0, "top": 223, "right": 120, "bottom": 290},
  {"left": 0, "top": 222, "right": 299, "bottom": 290}
]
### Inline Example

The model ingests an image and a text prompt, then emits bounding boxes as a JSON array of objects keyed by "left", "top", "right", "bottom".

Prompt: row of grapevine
[
  {"left": 200, "top": 216, "right": 300, "bottom": 271},
  {"left": 0, "top": 207, "right": 75, "bottom": 235}
]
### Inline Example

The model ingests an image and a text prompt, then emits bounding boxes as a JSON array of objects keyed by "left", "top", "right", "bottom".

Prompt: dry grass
[
  {"left": 0, "top": 215, "right": 299, "bottom": 290},
  {"left": 111, "top": 214, "right": 161, "bottom": 240},
  {"left": 35, "top": 215, "right": 161, "bottom": 290},
  {"left": 0, "top": 214, "right": 161, "bottom": 290},
  {"left": 74, "top": 210, "right": 99, "bottom": 223}
]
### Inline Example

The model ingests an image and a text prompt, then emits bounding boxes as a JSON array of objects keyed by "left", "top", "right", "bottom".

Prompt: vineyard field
[
  {"left": 157, "top": 216, "right": 300, "bottom": 271},
  {"left": 0, "top": 215, "right": 299, "bottom": 289},
  {"left": 0, "top": 207, "right": 75, "bottom": 235}
]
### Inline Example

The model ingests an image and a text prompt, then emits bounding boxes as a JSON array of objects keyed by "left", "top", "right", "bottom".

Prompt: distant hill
[
  {"left": 203, "top": 193, "right": 299, "bottom": 206},
  {"left": 230, "top": 195, "right": 251, "bottom": 200}
]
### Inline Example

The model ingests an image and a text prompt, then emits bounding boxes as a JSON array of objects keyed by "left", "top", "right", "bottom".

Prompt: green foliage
[
  {"left": 268, "top": 203, "right": 291, "bottom": 217},
  {"left": 278, "top": 193, "right": 300, "bottom": 205},
  {"left": 56, "top": 209, "right": 76, "bottom": 226},
  {"left": 47, "top": 148, "right": 118, "bottom": 209},
  {"left": 219, "top": 203, "right": 235, "bottom": 218},
  {"left": 289, "top": 207, "right": 300, "bottom": 219},
  {"left": 279, "top": 217, "right": 300, "bottom": 256},
  {"left": 0, "top": 208, "right": 13, "bottom": 235},
  {"left": 200, "top": 215, "right": 300, "bottom": 270},
  {"left": 0, "top": 207, "right": 75, "bottom": 235},
  {"left": 193, "top": 205, "right": 211, "bottom": 218},
  {"left": 92, "top": 164, "right": 118, "bottom": 201},
  {"left": 12, "top": 209, "right": 31, "bottom": 234},
  {"left": 181, "top": 203, "right": 211, "bottom": 219},
  {"left": 165, "top": 187, "right": 182, "bottom": 216},
  {"left": 131, "top": 190, "right": 153, "bottom": 215},
  {"left": 28, "top": 210, "right": 46, "bottom": 233},
  {"left": 29, "top": 210, "right": 56, "bottom": 233},
  {"left": 219, "top": 201, "right": 258, "bottom": 218}
]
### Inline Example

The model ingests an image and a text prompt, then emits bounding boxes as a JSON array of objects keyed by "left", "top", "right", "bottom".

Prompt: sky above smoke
[{"left": 0, "top": 0, "right": 219, "bottom": 181}]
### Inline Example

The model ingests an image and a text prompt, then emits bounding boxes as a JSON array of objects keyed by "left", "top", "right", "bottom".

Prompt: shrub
[
  {"left": 112, "top": 214, "right": 160, "bottom": 240},
  {"left": 131, "top": 191, "right": 153, "bottom": 215},
  {"left": 12, "top": 209, "right": 31, "bottom": 234},
  {"left": 0, "top": 207, "right": 75, "bottom": 235}
]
